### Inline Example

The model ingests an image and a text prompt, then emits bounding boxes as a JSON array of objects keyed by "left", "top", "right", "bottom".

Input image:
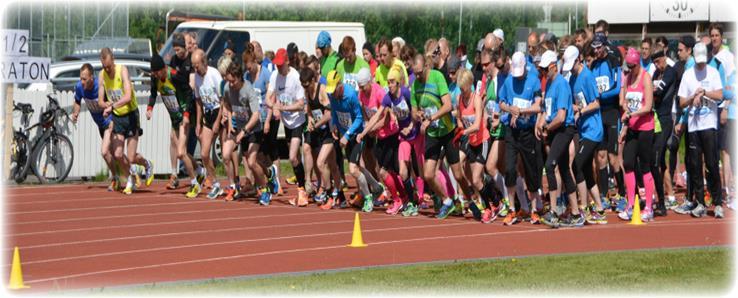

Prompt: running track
[{"left": 3, "top": 181, "right": 733, "bottom": 292}]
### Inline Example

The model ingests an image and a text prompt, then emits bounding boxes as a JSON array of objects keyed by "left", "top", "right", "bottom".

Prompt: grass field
[{"left": 92, "top": 246, "right": 733, "bottom": 295}]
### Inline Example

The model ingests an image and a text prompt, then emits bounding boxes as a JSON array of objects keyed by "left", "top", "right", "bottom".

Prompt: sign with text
[
  {"left": 650, "top": 0, "right": 709, "bottom": 22},
  {"left": 1, "top": 30, "right": 30, "bottom": 57},
  {"left": 0, "top": 56, "right": 50, "bottom": 83}
]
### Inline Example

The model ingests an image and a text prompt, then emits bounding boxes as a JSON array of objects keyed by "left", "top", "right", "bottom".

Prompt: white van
[{"left": 159, "top": 21, "right": 366, "bottom": 66}]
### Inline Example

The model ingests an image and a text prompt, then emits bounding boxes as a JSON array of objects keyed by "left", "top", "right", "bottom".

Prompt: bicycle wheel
[
  {"left": 10, "top": 133, "right": 30, "bottom": 184},
  {"left": 32, "top": 133, "right": 74, "bottom": 184}
]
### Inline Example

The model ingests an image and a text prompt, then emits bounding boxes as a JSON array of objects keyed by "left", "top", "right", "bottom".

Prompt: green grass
[{"left": 95, "top": 247, "right": 733, "bottom": 295}]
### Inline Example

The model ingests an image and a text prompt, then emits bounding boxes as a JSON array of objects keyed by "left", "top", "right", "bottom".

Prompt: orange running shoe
[
  {"left": 503, "top": 211, "right": 518, "bottom": 226},
  {"left": 320, "top": 197, "right": 335, "bottom": 210},
  {"left": 224, "top": 187, "right": 238, "bottom": 202},
  {"left": 530, "top": 212, "right": 541, "bottom": 224}
]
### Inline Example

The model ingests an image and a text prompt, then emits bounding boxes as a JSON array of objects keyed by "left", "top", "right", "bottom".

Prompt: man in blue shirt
[
  {"left": 589, "top": 32, "right": 627, "bottom": 211},
  {"left": 326, "top": 70, "right": 383, "bottom": 211},
  {"left": 564, "top": 46, "right": 608, "bottom": 224},
  {"left": 498, "top": 51, "right": 544, "bottom": 225},
  {"left": 70, "top": 63, "right": 117, "bottom": 191}
]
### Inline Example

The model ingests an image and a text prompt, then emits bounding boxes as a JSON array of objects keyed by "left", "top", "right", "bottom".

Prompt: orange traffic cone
[
  {"left": 629, "top": 195, "right": 644, "bottom": 225},
  {"left": 347, "top": 213, "right": 368, "bottom": 248},
  {"left": 8, "top": 247, "right": 29, "bottom": 289}
]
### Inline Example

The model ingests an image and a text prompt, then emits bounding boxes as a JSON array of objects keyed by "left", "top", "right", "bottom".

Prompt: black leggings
[
  {"left": 544, "top": 126, "right": 577, "bottom": 195},
  {"left": 623, "top": 129, "right": 653, "bottom": 174},
  {"left": 687, "top": 129, "right": 723, "bottom": 206},
  {"left": 504, "top": 127, "right": 542, "bottom": 192},
  {"left": 651, "top": 116, "right": 672, "bottom": 204},
  {"left": 574, "top": 138, "right": 599, "bottom": 189}
]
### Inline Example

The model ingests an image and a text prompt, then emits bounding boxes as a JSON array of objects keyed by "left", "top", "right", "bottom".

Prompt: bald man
[
  {"left": 192, "top": 49, "right": 225, "bottom": 196},
  {"left": 527, "top": 32, "right": 539, "bottom": 64},
  {"left": 484, "top": 32, "right": 499, "bottom": 51},
  {"left": 252, "top": 40, "right": 276, "bottom": 73}
]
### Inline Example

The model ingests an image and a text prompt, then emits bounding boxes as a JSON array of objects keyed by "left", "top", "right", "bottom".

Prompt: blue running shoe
[
  {"left": 615, "top": 196, "right": 627, "bottom": 213},
  {"left": 269, "top": 164, "right": 280, "bottom": 195},
  {"left": 436, "top": 203, "right": 456, "bottom": 219},
  {"left": 259, "top": 191, "right": 272, "bottom": 206}
]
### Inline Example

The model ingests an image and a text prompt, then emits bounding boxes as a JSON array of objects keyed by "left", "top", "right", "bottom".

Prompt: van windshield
[{"left": 159, "top": 27, "right": 219, "bottom": 64}]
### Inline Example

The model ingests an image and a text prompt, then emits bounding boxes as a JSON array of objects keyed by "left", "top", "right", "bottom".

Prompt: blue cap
[
  {"left": 591, "top": 32, "right": 608, "bottom": 48},
  {"left": 316, "top": 31, "right": 332, "bottom": 49}
]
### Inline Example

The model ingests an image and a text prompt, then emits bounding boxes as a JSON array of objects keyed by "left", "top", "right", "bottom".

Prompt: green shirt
[
  {"left": 320, "top": 51, "right": 340, "bottom": 78},
  {"left": 411, "top": 70, "right": 454, "bottom": 138},
  {"left": 335, "top": 56, "right": 370, "bottom": 92},
  {"left": 375, "top": 58, "right": 409, "bottom": 88},
  {"left": 484, "top": 76, "right": 504, "bottom": 138}
]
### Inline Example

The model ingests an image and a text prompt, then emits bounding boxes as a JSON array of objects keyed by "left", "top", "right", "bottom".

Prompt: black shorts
[
  {"left": 202, "top": 108, "right": 220, "bottom": 130},
  {"left": 598, "top": 106, "right": 620, "bottom": 154},
  {"left": 425, "top": 131, "right": 460, "bottom": 164},
  {"left": 374, "top": 134, "right": 399, "bottom": 173},
  {"left": 345, "top": 139, "right": 364, "bottom": 164},
  {"left": 284, "top": 122, "right": 305, "bottom": 141},
  {"left": 239, "top": 132, "right": 263, "bottom": 155},
  {"left": 462, "top": 138, "right": 490, "bottom": 165},
  {"left": 304, "top": 128, "right": 332, "bottom": 148},
  {"left": 259, "top": 119, "right": 281, "bottom": 159},
  {"left": 97, "top": 122, "right": 112, "bottom": 138},
  {"left": 364, "top": 136, "right": 376, "bottom": 150},
  {"left": 112, "top": 110, "right": 143, "bottom": 138}
]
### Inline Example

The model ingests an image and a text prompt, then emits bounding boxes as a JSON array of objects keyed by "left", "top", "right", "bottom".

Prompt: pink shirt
[
  {"left": 360, "top": 83, "right": 399, "bottom": 139},
  {"left": 624, "top": 69, "right": 654, "bottom": 131}
]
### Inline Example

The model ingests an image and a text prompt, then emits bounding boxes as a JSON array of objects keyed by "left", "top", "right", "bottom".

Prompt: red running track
[{"left": 2, "top": 181, "right": 733, "bottom": 292}]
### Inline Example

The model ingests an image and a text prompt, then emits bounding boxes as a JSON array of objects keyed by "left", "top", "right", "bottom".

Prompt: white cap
[
  {"left": 356, "top": 67, "right": 372, "bottom": 87},
  {"left": 694, "top": 43, "right": 708, "bottom": 64},
  {"left": 493, "top": 28, "right": 505, "bottom": 42},
  {"left": 538, "top": 50, "right": 558, "bottom": 68},
  {"left": 392, "top": 37, "right": 406, "bottom": 48},
  {"left": 511, "top": 52, "right": 527, "bottom": 77},
  {"left": 562, "top": 46, "right": 579, "bottom": 72}
]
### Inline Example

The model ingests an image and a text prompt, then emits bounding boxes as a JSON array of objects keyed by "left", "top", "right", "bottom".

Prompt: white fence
[{"left": 11, "top": 88, "right": 174, "bottom": 179}]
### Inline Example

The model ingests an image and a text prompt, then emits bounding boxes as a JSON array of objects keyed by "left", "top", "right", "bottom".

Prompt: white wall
[{"left": 11, "top": 88, "right": 174, "bottom": 179}]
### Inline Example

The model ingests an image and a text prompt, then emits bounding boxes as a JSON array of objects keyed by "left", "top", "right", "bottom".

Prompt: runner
[
  {"left": 480, "top": 48, "right": 508, "bottom": 223},
  {"left": 677, "top": 43, "right": 725, "bottom": 219},
  {"left": 617, "top": 48, "right": 656, "bottom": 222},
  {"left": 268, "top": 48, "right": 309, "bottom": 206},
  {"left": 650, "top": 48, "right": 678, "bottom": 216},
  {"left": 148, "top": 53, "right": 203, "bottom": 198},
  {"left": 192, "top": 49, "right": 224, "bottom": 199},
  {"left": 356, "top": 68, "right": 406, "bottom": 214},
  {"left": 316, "top": 31, "right": 340, "bottom": 78},
  {"left": 71, "top": 63, "right": 118, "bottom": 191},
  {"left": 563, "top": 46, "right": 607, "bottom": 224},
  {"left": 98, "top": 47, "right": 152, "bottom": 195},
  {"left": 374, "top": 38, "right": 409, "bottom": 88}
]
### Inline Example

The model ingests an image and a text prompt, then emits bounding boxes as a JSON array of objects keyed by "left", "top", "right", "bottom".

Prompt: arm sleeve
[{"left": 600, "top": 66, "right": 622, "bottom": 101}]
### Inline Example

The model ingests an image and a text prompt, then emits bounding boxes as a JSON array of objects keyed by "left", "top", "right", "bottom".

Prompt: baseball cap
[
  {"left": 316, "top": 31, "right": 332, "bottom": 48},
  {"left": 173, "top": 34, "right": 186, "bottom": 48},
  {"left": 562, "top": 46, "right": 579, "bottom": 72},
  {"left": 150, "top": 54, "right": 165, "bottom": 72},
  {"left": 325, "top": 70, "right": 342, "bottom": 94},
  {"left": 356, "top": 67, "right": 372, "bottom": 87},
  {"left": 679, "top": 35, "right": 696, "bottom": 50},
  {"left": 511, "top": 52, "right": 527, "bottom": 77},
  {"left": 538, "top": 50, "right": 558, "bottom": 68},
  {"left": 273, "top": 48, "right": 288, "bottom": 66},
  {"left": 493, "top": 28, "right": 505, "bottom": 42},
  {"left": 694, "top": 43, "right": 708, "bottom": 63},
  {"left": 625, "top": 47, "right": 640, "bottom": 65},
  {"left": 591, "top": 32, "right": 608, "bottom": 48}
]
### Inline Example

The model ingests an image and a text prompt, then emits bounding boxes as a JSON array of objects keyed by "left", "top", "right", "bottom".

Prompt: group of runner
[{"left": 72, "top": 19, "right": 735, "bottom": 228}]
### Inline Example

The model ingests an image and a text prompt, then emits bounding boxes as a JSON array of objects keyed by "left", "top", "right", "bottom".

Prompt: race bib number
[
  {"left": 278, "top": 93, "right": 295, "bottom": 105},
  {"left": 544, "top": 97, "right": 553, "bottom": 119},
  {"left": 512, "top": 97, "right": 532, "bottom": 122},
  {"left": 595, "top": 76, "right": 610, "bottom": 94},
  {"left": 199, "top": 87, "right": 221, "bottom": 112},
  {"left": 392, "top": 100, "right": 411, "bottom": 122},
  {"left": 259, "top": 99, "right": 269, "bottom": 123},
  {"left": 423, "top": 106, "right": 440, "bottom": 128},
  {"left": 343, "top": 74, "right": 359, "bottom": 92},
  {"left": 575, "top": 91, "right": 587, "bottom": 109},
  {"left": 232, "top": 105, "right": 250, "bottom": 122},
  {"left": 85, "top": 99, "right": 104, "bottom": 113},
  {"left": 161, "top": 95, "right": 180, "bottom": 113},
  {"left": 462, "top": 114, "right": 476, "bottom": 128},
  {"left": 311, "top": 109, "right": 326, "bottom": 129},
  {"left": 106, "top": 89, "right": 123, "bottom": 103},
  {"left": 625, "top": 91, "right": 643, "bottom": 113},
  {"left": 336, "top": 111, "right": 353, "bottom": 129}
]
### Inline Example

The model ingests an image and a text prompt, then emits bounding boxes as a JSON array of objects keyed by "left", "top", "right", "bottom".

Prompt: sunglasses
[
  {"left": 626, "top": 63, "right": 637, "bottom": 69},
  {"left": 481, "top": 61, "right": 491, "bottom": 67}
]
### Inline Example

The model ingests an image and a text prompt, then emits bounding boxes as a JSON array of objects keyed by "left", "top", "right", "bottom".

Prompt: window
[{"left": 206, "top": 30, "right": 251, "bottom": 67}]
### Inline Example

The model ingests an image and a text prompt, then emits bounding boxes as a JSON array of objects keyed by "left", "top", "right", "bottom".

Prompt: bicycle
[{"left": 9, "top": 94, "right": 75, "bottom": 184}]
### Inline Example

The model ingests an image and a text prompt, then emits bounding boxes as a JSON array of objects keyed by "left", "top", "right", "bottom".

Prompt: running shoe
[
  {"left": 313, "top": 189, "right": 328, "bottom": 205},
  {"left": 614, "top": 195, "right": 627, "bottom": 213},
  {"left": 436, "top": 203, "right": 456, "bottom": 219},
  {"left": 130, "top": 165, "right": 142, "bottom": 188},
  {"left": 386, "top": 199, "right": 403, "bottom": 215},
  {"left": 431, "top": 195, "right": 442, "bottom": 214},
  {"left": 690, "top": 203, "right": 707, "bottom": 218},
  {"left": 320, "top": 197, "right": 335, "bottom": 210},
  {"left": 481, "top": 208, "right": 497, "bottom": 224},
  {"left": 600, "top": 196, "right": 611, "bottom": 210},
  {"left": 540, "top": 211, "right": 559, "bottom": 228},
  {"left": 122, "top": 179, "right": 135, "bottom": 195},
  {"left": 402, "top": 202, "right": 419, "bottom": 217},
  {"left": 641, "top": 210, "right": 654, "bottom": 222},
  {"left": 452, "top": 197, "right": 466, "bottom": 216},
  {"left": 715, "top": 205, "right": 724, "bottom": 219},
  {"left": 560, "top": 213, "right": 585, "bottom": 228},
  {"left": 594, "top": 210, "right": 608, "bottom": 224},
  {"left": 618, "top": 209, "right": 632, "bottom": 221},
  {"left": 673, "top": 200, "right": 694, "bottom": 215},
  {"left": 144, "top": 160, "right": 154, "bottom": 186},
  {"left": 530, "top": 212, "right": 541, "bottom": 224},
  {"left": 498, "top": 197, "right": 510, "bottom": 217},
  {"left": 185, "top": 183, "right": 201, "bottom": 199},
  {"left": 420, "top": 193, "right": 432, "bottom": 209},
  {"left": 224, "top": 186, "right": 238, "bottom": 202},
  {"left": 297, "top": 187, "right": 309, "bottom": 207},
  {"left": 468, "top": 201, "right": 482, "bottom": 221},
  {"left": 503, "top": 211, "right": 518, "bottom": 226},
  {"left": 108, "top": 177, "right": 121, "bottom": 192},
  {"left": 207, "top": 183, "right": 223, "bottom": 199},
  {"left": 269, "top": 164, "right": 280, "bottom": 195},
  {"left": 285, "top": 175, "right": 298, "bottom": 185},
  {"left": 665, "top": 196, "right": 678, "bottom": 210},
  {"left": 259, "top": 190, "right": 272, "bottom": 206},
  {"left": 195, "top": 167, "right": 206, "bottom": 186},
  {"left": 362, "top": 195, "right": 374, "bottom": 212},
  {"left": 166, "top": 174, "right": 179, "bottom": 190}
]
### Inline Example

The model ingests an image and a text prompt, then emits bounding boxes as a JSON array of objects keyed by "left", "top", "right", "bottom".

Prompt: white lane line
[
  {"left": 7, "top": 200, "right": 219, "bottom": 215},
  {"left": 26, "top": 219, "right": 728, "bottom": 285}
]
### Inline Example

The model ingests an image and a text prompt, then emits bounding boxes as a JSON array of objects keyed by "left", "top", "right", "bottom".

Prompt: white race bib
[
  {"left": 575, "top": 91, "right": 587, "bottom": 109},
  {"left": 595, "top": 76, "right": 610, "bottom": 94},
  {"left": 199, "top": 87, "right": 221, "bottom": 112},
  {"left": 423, "top": 106, "right": 440, "bottom": 128},
  {"left": 625, "top": 91, "right": 643, "bottom": 113},
  {"left": 336, "top": 111, "right": 353, "bottom": 129},
  {"left": 106, "top": 89, "right": 123, "bottom": 103}
]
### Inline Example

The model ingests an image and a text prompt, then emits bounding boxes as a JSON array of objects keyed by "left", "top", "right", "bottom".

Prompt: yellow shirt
[
  {"left": 375, "top": 58, "right": 409, "bottom": 88},
  {"left": 102, "top": 64, "right": 138, "bottom": 116}
]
